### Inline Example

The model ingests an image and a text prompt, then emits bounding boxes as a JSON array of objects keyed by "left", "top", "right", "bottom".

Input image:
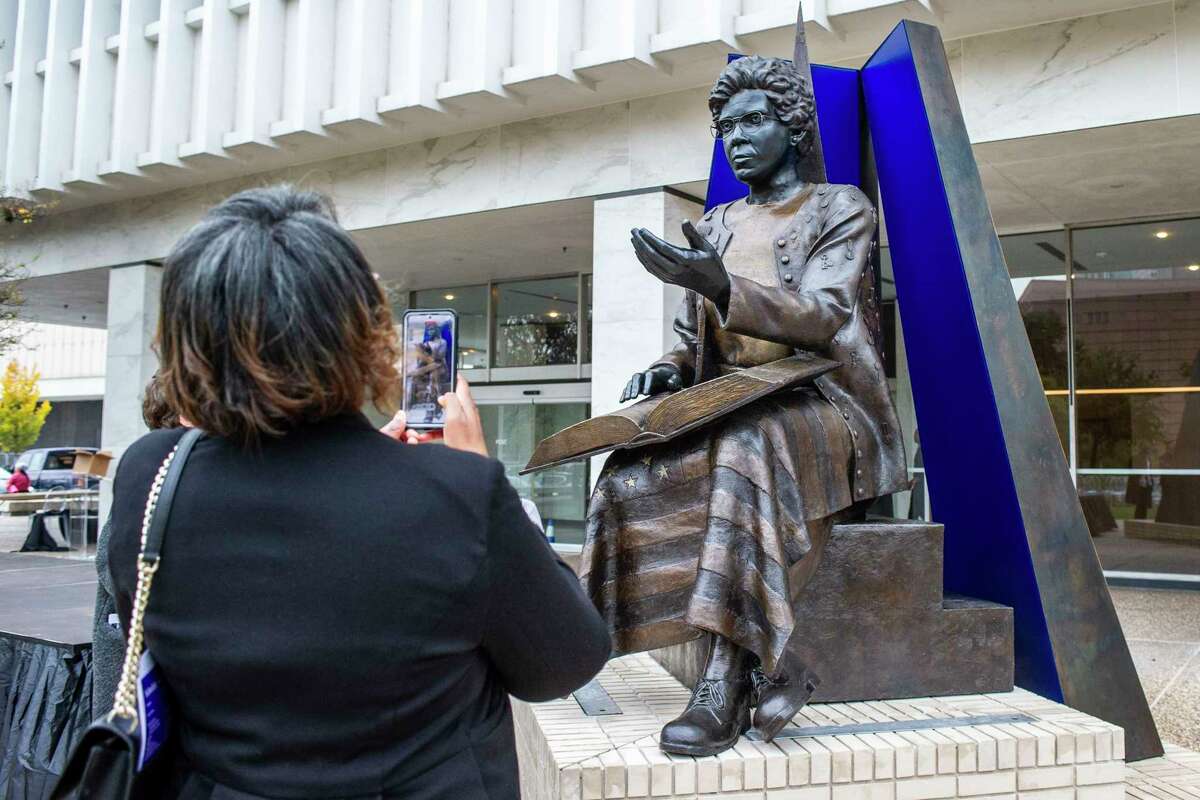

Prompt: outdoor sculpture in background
[{"left": 566, "top": 56, "right": 906, "bottom": 757}]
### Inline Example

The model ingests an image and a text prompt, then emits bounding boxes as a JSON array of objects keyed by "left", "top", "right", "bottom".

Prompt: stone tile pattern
[
  {"left": 1126, "top": 745, "right": 1200, "bottom": 800},
  {"left": 513, "top": 653, "right": 1140, "bottom": 800}
]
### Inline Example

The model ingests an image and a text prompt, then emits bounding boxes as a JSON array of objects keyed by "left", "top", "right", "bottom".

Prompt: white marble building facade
[{"left": 2, "top": 0, "right": 1200, "bottom": 505}]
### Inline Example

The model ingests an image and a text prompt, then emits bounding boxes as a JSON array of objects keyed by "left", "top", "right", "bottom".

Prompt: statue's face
[{"left": 718, "top": 90, "right": 791, "bottom": 186}]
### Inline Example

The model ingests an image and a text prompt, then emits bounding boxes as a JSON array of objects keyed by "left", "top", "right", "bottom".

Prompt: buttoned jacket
[{"left": 653, "top": 183, "right": 908, "bottom": 505}]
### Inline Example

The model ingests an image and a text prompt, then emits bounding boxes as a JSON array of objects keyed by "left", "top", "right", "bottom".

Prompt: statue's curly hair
[{"left": 709, "top": 56, "right": 815, "bottom": 154}]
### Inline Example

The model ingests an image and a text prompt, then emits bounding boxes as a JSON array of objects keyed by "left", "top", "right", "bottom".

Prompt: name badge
[{"left": 136, "top": 651, "right": 170, "bottom": 770}]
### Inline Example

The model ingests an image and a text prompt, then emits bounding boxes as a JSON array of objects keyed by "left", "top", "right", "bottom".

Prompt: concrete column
[
  {"left": 101, "top": 263, "right": 162, "bottom": 482},
  {"left": 590, "top": 189, "right": 702, "bottom": 479}
]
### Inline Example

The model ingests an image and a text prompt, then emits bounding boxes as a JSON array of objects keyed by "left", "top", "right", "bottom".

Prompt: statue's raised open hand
[{"left": 631, "top": 220, "right": 731, "bottom": 308}]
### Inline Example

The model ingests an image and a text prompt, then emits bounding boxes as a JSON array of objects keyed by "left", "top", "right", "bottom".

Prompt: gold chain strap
[{"left": 108, "top": 445, "right": 180, "bottom": 724}]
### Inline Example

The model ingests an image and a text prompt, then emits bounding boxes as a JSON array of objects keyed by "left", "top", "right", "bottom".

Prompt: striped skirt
[{"left": 579, "top": 388, "right": 854, "bottom": 676}]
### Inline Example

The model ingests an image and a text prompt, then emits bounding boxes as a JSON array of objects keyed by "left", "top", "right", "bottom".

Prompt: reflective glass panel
[
  {"left": 412, "top": 285, "right": 488, "bottom": 371},
  {"left": 1072, "top": 218, "right": 1200, "bottom": 573},
  {"left": 1072, "top": 220, "right": 1200, "bottom": 470},
  {"left": 495, "top": 277, "right": 580, "bottom": 368},
  {"left": 478, "top": 401, "right": 590, "bottom": 545}
]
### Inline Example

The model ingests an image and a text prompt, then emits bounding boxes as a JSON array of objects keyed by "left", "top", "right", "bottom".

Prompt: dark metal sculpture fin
[{"left": 793, "top": 1, "right": 827, "bottom": 184}]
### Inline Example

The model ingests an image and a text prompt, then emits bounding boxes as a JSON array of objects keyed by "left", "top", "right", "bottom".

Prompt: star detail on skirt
[
  {"left": 656, "top": 464, "right": 669, "bottom": 480},
  {"left": 624, "top": 475, "right": 638, "bottom": 490},
  {"left": 639, "top": 454, "right": 653, "bottom": 467}
]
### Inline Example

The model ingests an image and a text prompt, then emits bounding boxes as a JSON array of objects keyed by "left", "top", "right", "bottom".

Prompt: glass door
[{"left": 473, "top": 384, "right": 591, "bottom": 547}]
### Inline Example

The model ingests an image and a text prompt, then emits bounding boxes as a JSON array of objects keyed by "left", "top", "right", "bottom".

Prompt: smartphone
[{"left": 401, "top": 309, "right": 458, "bottom": 429}]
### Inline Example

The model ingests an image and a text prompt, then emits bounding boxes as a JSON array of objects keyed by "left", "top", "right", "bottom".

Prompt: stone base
[
  {"left": 514, "top": 654, "right": 1125, "bottom": 800},
  {"left": 652, "top": 521, "right": 1014, "bottom": 702}
]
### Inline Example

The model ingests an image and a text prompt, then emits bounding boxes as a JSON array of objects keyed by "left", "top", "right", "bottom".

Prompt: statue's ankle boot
[
  {"left": 751, "top": 660, "right": 821, "bottom": 742},
  {"left": 659, "top": 634, "right": 752, "bottom": 757}
]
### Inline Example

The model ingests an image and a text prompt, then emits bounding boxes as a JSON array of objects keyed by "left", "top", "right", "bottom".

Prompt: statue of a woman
[{"left": 580, "top": 56, "right": 908, "bottom": 755}]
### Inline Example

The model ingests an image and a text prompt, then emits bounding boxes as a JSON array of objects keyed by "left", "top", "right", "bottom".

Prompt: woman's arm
[
  {"left": 480, "top": 462, "right": 611, "bottom": 701},
  {"left": 715, "top": 187, "right": 875, "bottom": 350}
]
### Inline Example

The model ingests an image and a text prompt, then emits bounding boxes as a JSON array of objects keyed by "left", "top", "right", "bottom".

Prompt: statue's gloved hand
[
  {"left": 619, "top": 365, "right": 683, "bottom": 403},
  {"left": 631, "top": 220, "right": 731, "bottom": 310}
]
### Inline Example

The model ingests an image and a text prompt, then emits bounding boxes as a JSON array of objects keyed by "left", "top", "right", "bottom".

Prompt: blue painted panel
[
  {"left": 704, "top": 62, "right": 864, "bottom": 211},
  {"left": 860, "top": 24, "right": 1061, "bottom": 700}
]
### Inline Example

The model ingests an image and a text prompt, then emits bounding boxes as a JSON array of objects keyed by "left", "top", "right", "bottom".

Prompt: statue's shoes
[
  {"left": 751, "top": 665, "right": 821, "bottom": 742},
  {"left": 659, "top": 676, "right": 752, "bottom": 757}
]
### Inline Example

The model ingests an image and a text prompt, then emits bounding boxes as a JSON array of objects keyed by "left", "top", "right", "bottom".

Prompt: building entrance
[{"left": 472, "top": 382, "right": 591, "bottom": 548}]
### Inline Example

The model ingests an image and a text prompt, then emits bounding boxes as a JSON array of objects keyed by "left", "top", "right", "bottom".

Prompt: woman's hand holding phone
[{"left": 380, "top": 375, "right": 488, "bottom": 457}]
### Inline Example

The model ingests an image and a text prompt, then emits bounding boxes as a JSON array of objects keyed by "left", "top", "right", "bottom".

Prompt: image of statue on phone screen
[{"left": 402, "top": 310, "right": 457, "bottom": 429}]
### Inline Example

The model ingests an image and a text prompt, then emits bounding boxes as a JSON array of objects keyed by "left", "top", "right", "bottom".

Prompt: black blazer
[{"left": 108, "top": 414, "right": 611, "bottom": 800}]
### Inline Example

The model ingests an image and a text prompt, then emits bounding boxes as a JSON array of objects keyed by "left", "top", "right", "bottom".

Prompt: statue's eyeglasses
[{"left": 710, "top": 111, "right": 783, "bottom": 138}]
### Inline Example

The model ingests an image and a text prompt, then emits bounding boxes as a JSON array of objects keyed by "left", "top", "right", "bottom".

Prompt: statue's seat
[{"left": 651, "top": 519, "right": 1014, "bottom": 702}]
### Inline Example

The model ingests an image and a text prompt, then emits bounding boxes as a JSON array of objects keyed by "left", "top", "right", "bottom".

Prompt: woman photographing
[{"left": 105, "top": 186, "right": 610, "bottom": 799}]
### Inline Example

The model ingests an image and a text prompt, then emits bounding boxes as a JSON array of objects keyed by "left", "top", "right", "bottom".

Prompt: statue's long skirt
[{"left": 580, "top": 388, "right": 854, "bottom": 676}]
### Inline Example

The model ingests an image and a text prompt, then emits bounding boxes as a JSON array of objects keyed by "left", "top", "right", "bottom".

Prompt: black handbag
[{"left": 52, "top": 429, "right": 204, "bottom": 800}]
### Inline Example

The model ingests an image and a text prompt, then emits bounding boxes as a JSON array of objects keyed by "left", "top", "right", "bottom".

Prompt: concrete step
[{"left": 652, "top": 520, "right": 1014, "bottom": 702}]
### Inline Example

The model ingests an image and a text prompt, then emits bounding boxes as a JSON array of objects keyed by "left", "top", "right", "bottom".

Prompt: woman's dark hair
[
  {"left": 157, "top": 185, "right": 400, "bottom": 445},
  {"left": 709, "top": 56, "right": 815, "bottom": 154},
  {"left": 142, "top": 372, "right": 180, "bottom": 430}
]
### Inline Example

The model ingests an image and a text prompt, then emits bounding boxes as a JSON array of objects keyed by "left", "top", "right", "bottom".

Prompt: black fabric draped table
[{"left": 0, "top": 553, "right": 95, "bottom": 799}]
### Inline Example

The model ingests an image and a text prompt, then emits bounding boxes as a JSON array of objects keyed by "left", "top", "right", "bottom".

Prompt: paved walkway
[
  {"left": 1112, "top": 587, "right": 1200, "bottom": 751},
  {"left": 1127, "top": 744, "right": 1200, "bottom": 800}
]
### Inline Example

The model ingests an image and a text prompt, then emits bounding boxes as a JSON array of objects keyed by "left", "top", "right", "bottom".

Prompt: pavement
[
  {"left": 0, "top": 514, "right": 1196, "bottom": 751},
  {"left": 1113, "top": 586, "right": 1200, "bottom": 751}
]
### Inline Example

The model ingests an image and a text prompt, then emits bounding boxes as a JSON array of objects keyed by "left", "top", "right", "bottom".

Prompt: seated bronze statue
[{"left": 579, "top": 56, "right": 908, "bottom": 756}]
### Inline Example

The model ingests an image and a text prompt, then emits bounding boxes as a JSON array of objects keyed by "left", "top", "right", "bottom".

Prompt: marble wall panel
[
  {"left": 289, "top": 149, "right": 390, "bottom": 230},
  {"left": 1178, "top": 0, "right": 1200, "bottom": 115},
  {"left": 498, "top": 101, "right": 632, "bottom": 207},
  {"left": 960, "top": 2, "right": 1178, "bottom": 142},
  {"left": 629, "top": 87, "right": 712, "bottom": 188},
  {"left": 384, "top": 127, "right": 503, "bottom": 224}
]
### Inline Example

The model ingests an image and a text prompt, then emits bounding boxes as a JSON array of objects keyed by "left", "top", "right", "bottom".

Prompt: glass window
[
  {"left": 1071, "top": 218, "right": 1200, "bottom": 575},
  {"left": 582, "top": 273, "right": 593, "bottom": 365},
  {"left": 477, "top": 401, "right": 591, "bottom": 545},
  {"left": 412, "top": 285, "right": 488, "bottom": 371},
  {"left": 1073, "top": 221, "right": 1200, "bottom": 469},
  {"left": 44, "top": 451, "right": 78, "bottom": 470},
  {"left": 494, "top": 277, "right": 580, "bottom": 368}
]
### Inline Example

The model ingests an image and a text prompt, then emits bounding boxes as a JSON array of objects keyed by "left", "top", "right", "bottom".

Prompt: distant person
[
  {"left": 106, "top": 186, "right": 610, "bottom": 799},
  {"left": 6, "top": 463, "right": 30, "bottom": 493}
]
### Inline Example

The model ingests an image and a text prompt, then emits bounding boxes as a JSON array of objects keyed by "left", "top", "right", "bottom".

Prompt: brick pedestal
[{"left": 514, "top": 654, "right": 1126, "bottom": 800}]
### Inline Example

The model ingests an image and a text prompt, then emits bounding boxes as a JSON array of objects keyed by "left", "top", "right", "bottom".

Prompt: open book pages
[{"left": 521, "top": 354, "right": 840, "bottom": 474}]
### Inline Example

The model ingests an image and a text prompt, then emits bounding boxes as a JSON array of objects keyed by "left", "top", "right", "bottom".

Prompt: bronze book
[{"left": 521, "top": 354, "right": 840, "bottom": 474}]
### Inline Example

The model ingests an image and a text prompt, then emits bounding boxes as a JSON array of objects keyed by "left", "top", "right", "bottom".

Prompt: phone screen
[{"left": 402, "top": 309, "right": 458, "bottom": 429}]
